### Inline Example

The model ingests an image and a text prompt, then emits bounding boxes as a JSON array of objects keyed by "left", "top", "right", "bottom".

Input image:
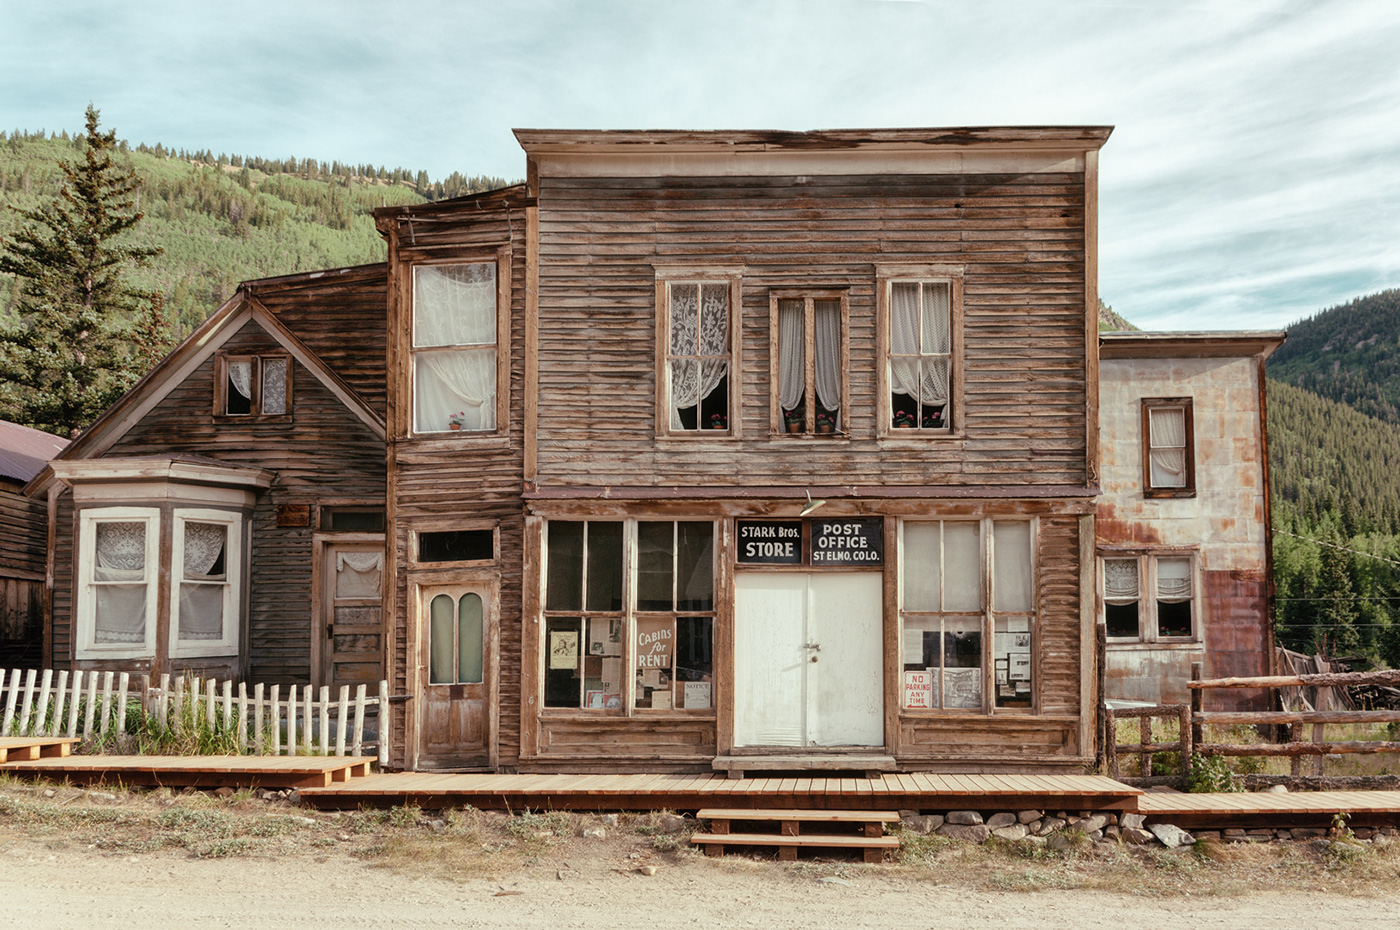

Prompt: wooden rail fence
[
  {"left": 1107, "top": 664, "right": 1400, "bottom": 781},
  {"left": 0, "top": 668, "right": 390, "bottom": 766}
]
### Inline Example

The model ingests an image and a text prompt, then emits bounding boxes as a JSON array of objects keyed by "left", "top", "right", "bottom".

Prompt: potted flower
[
  {"left": 815, "top": 411, "right": 834, "bottom": 434},
  {"left": 894, "top": 411, "right": 915, "bottom": 429},
  {"left": 448, "top": 411, "right": 466, "bottom": 431},
  {"left": 708, "top": 412, "right": 727, "bottom": 430},
  {"left": 922, "top": 409, "right": 943, "bottom": 429},
  {"left": 783, "top": 409, "right": 803, "bottom": 434}
]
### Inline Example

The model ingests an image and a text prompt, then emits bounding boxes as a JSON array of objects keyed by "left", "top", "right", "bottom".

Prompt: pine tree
[{"left": 0, "top": 105, "right": 162, "bottom": 437}]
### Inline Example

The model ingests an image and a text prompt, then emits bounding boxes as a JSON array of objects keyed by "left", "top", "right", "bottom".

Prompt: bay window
[
  {"left": 170, "top": 510, "right": 242, "bottom": 657},
  {"left": 78, "top": 508, "right": 160, "bottom": 659}
]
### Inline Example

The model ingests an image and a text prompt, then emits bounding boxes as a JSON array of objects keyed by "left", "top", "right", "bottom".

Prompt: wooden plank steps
[
  {"left": 0, "top": 754, "right": 374, "bottom": 790},
  {"left": 0, "top": 736, "right": 78, "bottom": 764},
  {"left": 692, "top": 808, "right": 901, "bottom": 863}
]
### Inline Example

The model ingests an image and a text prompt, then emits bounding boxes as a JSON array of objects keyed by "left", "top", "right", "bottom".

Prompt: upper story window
[
  {"left": 412, "top": 261, "right": 498, "bottom": 434},
  {"left": 1103, "top": 553, "right": 1196, "bottom": 642},
  {"left": 771, "top": 292, "right": 848, "bottom": 436},
  {"left": 218, "top": 354, "right": 290, "bottom": 417},
  {"left": 656, "top": 269, "right": 740, "bottom": 437},
  {"left": 878, "top": 267, "right": 963, "bottom": 436},
  {"left": 1142, "top": 398, "right": 1194, "bottom": 497}
]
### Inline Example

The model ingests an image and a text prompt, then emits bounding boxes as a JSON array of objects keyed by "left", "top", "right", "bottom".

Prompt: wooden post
[
  {"left": 2, "top": 669, "right": 20, "bottom": 735},
  {"left": 221, "top": 680, "right": 233, "bottom": 733},
  {"left": 1190, "top": 662, "right": 1205, "bottom": 750},
  {"left": 205, "top": 678, "right": 216, "bottom": 732},
  {"left": 378, "top": 680, "right": 390, "bottom": 768},
  {"left": 115, "top": 672, "right": 130, "bottom": 740},
  {"left": 319, "top": 685, "right": 330, "bottom": 755},
  {"left": 82, "top": 672, "right": 98, "bottom": 741},
  {"left": 97, "top": 671, "right": 114, "bottom": 741},
  {"left": 18, "top": 669, "right": 36, "bottom": 736},
  {"left": 335, "top": 685, "right": 349, "bottom": 757},
  {"left": 270, "top": 684, "right": 281, "bottom": 755},
  {"left": 237, "top": 682, "right": 248, "bottom": 754},
  {"left": 34, "top": 669, "right": 53, "bottom": 737},
  {"left": 1313, "top": 722, "right": 1326, "bottom": 777},
  {"left": 158, "top": 673, "right": 171, "bottom": 732},
  {"left": 253, "top": 682, "right": 265, "bottom": 755},
  {"left": 352, "top": 684, "right": 367, "bottom": 757},
  {"left": 66, "top": 671, "right": 83, "bottom": 738},
  {"left": 1139, "top": 714, "right": 1152, "bottom": 777},
  {"left": 1105, "top": 705, "right": 1119, "bottom": 778},
  {"left": 287, "top": 684, "right": 298, "bottom": 755},
  {"left": 51, "top": 670, "right": 69, "bottom": 738},
  {"left": 1178, "top": 702, "right": 1193, "bottom": 780},
  {"left": 303, "top": 686, "right": 314, "bottom": 753}
]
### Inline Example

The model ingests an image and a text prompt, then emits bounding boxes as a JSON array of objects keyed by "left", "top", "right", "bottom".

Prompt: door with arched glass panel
[{"left": 419, "top": 584, "right": 494, "bottom": 768}]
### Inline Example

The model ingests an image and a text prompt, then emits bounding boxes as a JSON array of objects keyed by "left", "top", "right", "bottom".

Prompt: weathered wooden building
[
  {"left": 1097, "top": 331, "right": 1284, "bottom": 711},
  {"left": 32, "top": 125, "right": 1280, "bottom": 772},
  {"left": 0, "top": 420, "right": 67, "bottom": 668}
]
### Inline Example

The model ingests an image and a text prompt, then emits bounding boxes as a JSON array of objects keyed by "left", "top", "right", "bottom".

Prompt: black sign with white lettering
[
  {"left": 736, "top": 520, "right": 804, "bottom": 564},
  {"left": 811, "top": 518, "right": 884, "bottom": 566}
]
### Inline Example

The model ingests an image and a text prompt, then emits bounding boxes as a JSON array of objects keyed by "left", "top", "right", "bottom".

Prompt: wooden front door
[
  {"left": 318, "top": 542, "right": 385, "bottom": 691},
  {"left": 734, "top": 572, "right": 884, "bottom": 748},
  {"left": 418, "top": 583, "right": 495, "bottom": 768}
]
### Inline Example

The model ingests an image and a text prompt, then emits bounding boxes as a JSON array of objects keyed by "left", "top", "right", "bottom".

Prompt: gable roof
[{"left": 0, "top": 419, "right": 68, "bottom": 483}]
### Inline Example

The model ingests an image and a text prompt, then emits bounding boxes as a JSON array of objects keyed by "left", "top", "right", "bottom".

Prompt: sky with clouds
[{"left": 2, "top": 0, "right": 1398, "bottom": 330}]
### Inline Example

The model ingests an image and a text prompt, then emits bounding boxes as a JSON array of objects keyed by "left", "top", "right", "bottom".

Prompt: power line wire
[{"left": 1277, "top": 529, "right": 1400, "bottom": 568}]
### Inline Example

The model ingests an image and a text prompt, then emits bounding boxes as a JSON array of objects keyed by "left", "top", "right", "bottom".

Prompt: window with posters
[{"left": 900, "top": 519, "right": 1036, "bottom": 712}]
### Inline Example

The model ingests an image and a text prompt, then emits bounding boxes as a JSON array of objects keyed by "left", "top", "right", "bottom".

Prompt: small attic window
[{"left": 217, "top": 354, "right": 291, "bottom": 418}]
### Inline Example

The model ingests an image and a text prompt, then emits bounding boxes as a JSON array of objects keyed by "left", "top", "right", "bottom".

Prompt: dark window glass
[
  {"left": 546, "top": 522, "right": 584, "bottom": 611},
  {"left": 1157, "top": 600, "right": 1192, "bottom": 638},
  {"left": 584, "top": 522, "right": 624, "bottom": 612},
  {"left": 1105, "top": 602, "right": 1140, "bottom": 638},
  {"left": 676, "top": 522, "right": 714, "bottom": 611},
  {"left": 636, "top": 522, "right": 674, "bottom": 611},
  {"left": 418, "top": 529, "right": 493, "bottom": 563},
  {"left": 324, "top": 508, "right": 385, "bottom": 532},
  {"left": 544, "top": 617, "right": 582, "bottom": 707}
]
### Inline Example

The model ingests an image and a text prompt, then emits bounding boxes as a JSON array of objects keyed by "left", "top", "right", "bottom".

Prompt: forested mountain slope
[{"left": 0, "top": 131, "right": 509, "bottom": 333}]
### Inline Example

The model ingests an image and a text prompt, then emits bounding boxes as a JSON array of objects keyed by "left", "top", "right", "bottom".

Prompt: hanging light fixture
[{"left": 799, "top": 489, "right": 827, "bottom": 517}]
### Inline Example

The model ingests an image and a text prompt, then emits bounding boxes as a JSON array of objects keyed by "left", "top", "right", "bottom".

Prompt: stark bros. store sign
[{"left": 736, "top": 518, "right": 883, "bottom": 567}]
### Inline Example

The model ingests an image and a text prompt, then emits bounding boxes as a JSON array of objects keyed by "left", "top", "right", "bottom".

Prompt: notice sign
[
  {"left": 636, "top": 618, "right": 674, "bottom": 669},
  {"left": 737, "top": 520, "right": 803, "bottom": 564},
  {"left": 904, "top": 670, "right": 934, "bottom": 709},
  {"left": 811, "top": 518, "right": 883, "bottom": 566}
]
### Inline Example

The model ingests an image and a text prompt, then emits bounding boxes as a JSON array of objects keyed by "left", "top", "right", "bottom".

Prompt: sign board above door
[
  {"left": 811, "top": 518, "right": 884, "bottom": 566},
  {"left": 736, "top": 520, "right": 803, "bottom": 564},
  {"left": 736, "top": 517, "right": 884, "bottom": 567}
]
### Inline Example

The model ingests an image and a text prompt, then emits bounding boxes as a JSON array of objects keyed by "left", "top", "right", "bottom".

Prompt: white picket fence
[{"left": 1, "top": 668, "right": 389, "bottom": 766}]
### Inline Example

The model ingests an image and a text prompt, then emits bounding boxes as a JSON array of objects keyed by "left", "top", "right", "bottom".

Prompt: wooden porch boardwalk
[
  {"left": 0, "top": 736, "right": 77, "bottom": 764},
  {"left": 1137, "top": 789, "right": 1400, "bottom": 829},
  {"left": 294, "top": 771, "right": 1142, "bottom": 812},
  {"left": 0, "top": 753, "right": 373, "bottom": 789}
]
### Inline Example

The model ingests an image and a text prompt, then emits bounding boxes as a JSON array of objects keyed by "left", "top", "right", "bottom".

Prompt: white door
[{"left": 734, "top": 572, "right": 884, "bottom": 748}]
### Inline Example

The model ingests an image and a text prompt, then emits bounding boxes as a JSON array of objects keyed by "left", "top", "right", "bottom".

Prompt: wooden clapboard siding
[
  {"left": 536, "top": 715, "right": 717, "bottom": 763},
  {"left": 48, "top": 316, "right": 386, "bottom": 683},
  {"left": 533, "top": 172, "right": 1088, "bottom": 489},
  {"left": 379, "top": 190, "right": 530, "bottom": 770},
  {"left": 1035, "top": 515, "right": 1084, "bottom": 718},
  {"left": 245, "top": 264, "right": 389, "bottom": 419},
  {"left": 0, "top": 482, "right": 46, "bottom": 577},
  {"left": 0, "top": 481, "right": 46, "bottom": 668}
]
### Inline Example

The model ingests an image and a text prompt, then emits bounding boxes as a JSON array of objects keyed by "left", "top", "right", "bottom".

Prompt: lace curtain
[
  {"left": 776, "top": 300, "right": 842, "bottom": 417},
  {"left": 889, "top": 282, "right": 951, "bottom": 406},
  {"left": 93, "top": 522, "right": 148, "bottom": 643},
  {"left": 227, "top": 360, "right": 252, "bottom": 403},
  {"left": 179, "top": 522, "right": 227, "bottom": 641},
  {"left": 1156, "top": 558, "right": 1192, "bottom": 602},
  {"left": 777, "top": 301, "right": 805, "bottom": 412},
  {"left": 668, "top": 284, "right": 729, "bottom": 429},
  {"left": 335, "top": 552, "right": 383, "bottom": 599},
  {"left": 1148, "top": 407, "right": 1187, "bottom": 487},
  {"left": 814, "top": 301, "right": 841, "bottom": 413},
  {"left": 1104, "top": 559, "right": 1140, "bottom": 602},
  {"left": 413, "top": 263, "right": 497, "bottom": 432},
  {"left": 262, "top": 358, "right": 287, "bottom": 415}
]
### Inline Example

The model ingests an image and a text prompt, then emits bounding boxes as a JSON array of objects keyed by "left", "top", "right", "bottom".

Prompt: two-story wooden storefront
[{"left": 375, "top": 127, "right": 1112, "bottom": 773}]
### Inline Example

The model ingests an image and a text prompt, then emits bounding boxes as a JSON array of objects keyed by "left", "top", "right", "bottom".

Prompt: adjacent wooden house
[
  {"left": 0, "top": 420, "right": 67, "bottom": 668},
  {"left": 1097, "top": 331, "right": 1284, "bottom": 711},
  {"left": 31, "top": 125, "right": 1277, "bottom": 772}
]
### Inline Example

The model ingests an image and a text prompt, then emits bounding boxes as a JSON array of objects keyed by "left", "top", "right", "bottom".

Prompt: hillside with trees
[{"left": 0, "top": 129, "right": 510, "bottom": 333}]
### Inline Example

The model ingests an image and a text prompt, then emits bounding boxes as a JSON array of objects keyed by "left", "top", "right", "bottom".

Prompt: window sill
[
  {"left": 655, "top": 432, "right": 742, "bottom": 442},
  {"left": 539, "top": 709, "right": 716, "bottom": 719},
  {"left": 1144, "top": 489, "right": 1196, "bottom": 499},
  {"left": 1105, "top": 639, "right": 1203, "bottom": 649},
  {"left": 399, "top": 434, "right": 511, "bottom": 454}
]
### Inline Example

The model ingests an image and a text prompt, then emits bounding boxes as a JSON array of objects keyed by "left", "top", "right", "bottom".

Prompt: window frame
[
  {"left": 654, "top": 267, "right": 743, "bottom": 439},
  {"left": 540, "top": 518, "right": 718, "bottom": 716},
  {"left": 1141, "top": 398, "right": 1196, "bottom": 498},
  {"left": 408, "top": 249, "right": 511, "bottom": 440},
  {"left": 424, "top": 584, "right": 489, "bottom": 686},
  {"left": 767, "top": 289, "right": 851, "bottom": 438},
  {"left": 407, "top": 520, "right": 499, "bottom": 570},
  {"left": 876, "top": 265, "right": 964, "bottom": 439},
  {"left": 897, "top": 517, "right": 1039, "bottom": 715},
  {"left": 1099, "top": 550, "right": 1200, "bottom": 644},
  {"left": 214, "top": 352, "right": 292, "bottom": 419},
  {"left": 76, "top": 507, "right": 161, "bottom": 661},
  {"left": 168, "top": 508, "right": 243, "bottom": 659}
]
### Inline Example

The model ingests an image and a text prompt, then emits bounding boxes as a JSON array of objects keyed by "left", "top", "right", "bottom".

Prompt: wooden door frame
[
  {"left": 409, "top": 571, "right": 501, "bottom": 772},
  {"left": 310, "top": 532, "right": 387, "bottom": 690}
]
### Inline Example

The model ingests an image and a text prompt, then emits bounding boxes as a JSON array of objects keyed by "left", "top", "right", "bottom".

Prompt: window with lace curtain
[
  {"left": 877, "top": 268, "right": 962, "bottom": 436},
  {"left": 655, "top": 270, "right": 739, "bottom": 436},
  {"left": 769, "top": 292, "right": 848, "bottom": 437},
  {"left": 1142, "top": 398, "right": 1195, "bottom": 497},
  {"left": 217, "top": 354, "right": 290, "bottom": 417},
  {"left": 170, "top": 510, "right": 242, "bottom": 657},
  {"left": 412, "top": 260, "right": 503, "bottom": 435},
  {"left": 77, "top": 508, "right": 160, "bottom": 659},
  {"left": 1101, "top": 553, "right": 1197, "bottom": 642}
]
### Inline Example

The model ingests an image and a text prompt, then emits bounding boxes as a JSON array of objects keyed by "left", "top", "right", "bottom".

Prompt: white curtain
[
  {"left": 942, "top": 522, "right": 982, "bottom": 612},
  {"left": 1148, "top": 407, "right": 1187, "bottom": 487},
  {"left": 777, "top": 300, "right": 805, "bottom": 412},
  {"left": 1156, "top": 558, "right": 1192, "bottom": 602},
  {"left": 93, "top": 522, "right": 147, "bottom": 643},
  {"left": 262, "top": 358, "right": 287, "bottom": 415},
  {"left": 668, "top": 284, "right": 729, "bottom": 429},
  {"left": 1104, "top": 559, "right": 1140, "bottom": 602},
  {"left": 902, "top": 523, "right": 942, "bottom": 611},
  {"left": 992, "top": 521, "right": 1032, "bottom": 613},
  {"left": 413, "top": 263, "right": 497, "bottom": 432},
  {"left": 814, "top": 300, "right": 841, "bottom": 414},
  {"left": 227, "top": 360, "right": 252, "bottom": 403},
  {"left": 889, "top": 282, "right": 950, "bottom": 407},
  {"left": 335, "top": 552, "right": 383, "bottom": 599},
  {"left": 179, "top": 522, "right": 226, "bottom": 641}
]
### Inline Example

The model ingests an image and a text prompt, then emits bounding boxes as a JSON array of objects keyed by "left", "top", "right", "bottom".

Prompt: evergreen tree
[{"left": 0, "top": 105, "right": 162, "bottom": 437}]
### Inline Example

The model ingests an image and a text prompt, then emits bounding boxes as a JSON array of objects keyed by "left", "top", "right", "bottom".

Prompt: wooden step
[
  {"left": 0, "top": 736, "right": 78, "bottom": 764},
  {"left": 690, "top": 831, "right": 899, "bottom": 862},
  {"left": 712, "top": 754, "right": 897, "bottom": 779},
  {"left": 698, "top": 808, "right": 901, "bottom": 824}
]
